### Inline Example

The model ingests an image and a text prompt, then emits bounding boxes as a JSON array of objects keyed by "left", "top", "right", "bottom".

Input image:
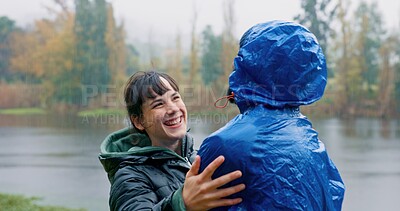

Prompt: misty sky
[{"left": 0, "top": 0, "right": 399, "bottom": 45}]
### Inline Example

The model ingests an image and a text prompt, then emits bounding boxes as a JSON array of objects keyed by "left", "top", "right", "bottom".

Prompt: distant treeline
[{"left": 0, "top": 0, "right": 399, "bottom": 118}]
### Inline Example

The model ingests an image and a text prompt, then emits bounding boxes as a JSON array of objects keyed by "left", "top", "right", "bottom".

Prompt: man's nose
[{"left": 166, "top": 101, "right": 179, "bottom": 114}]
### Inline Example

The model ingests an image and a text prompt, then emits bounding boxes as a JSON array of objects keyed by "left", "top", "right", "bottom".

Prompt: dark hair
[{"left": 124, "top": 71, "right": 179, "bottom": 129}]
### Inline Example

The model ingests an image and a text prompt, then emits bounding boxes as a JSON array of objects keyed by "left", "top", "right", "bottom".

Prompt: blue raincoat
[{"left": 198, "top": 21, "right": 345, "bottom": 210}]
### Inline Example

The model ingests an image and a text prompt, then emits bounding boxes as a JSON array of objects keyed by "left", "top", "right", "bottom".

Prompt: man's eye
[
  {"left": 153, "top": 103, "right": 163, "bottom": 108},
  {"left": 173, "top": 95, "right": 180, "bottom": 101}
]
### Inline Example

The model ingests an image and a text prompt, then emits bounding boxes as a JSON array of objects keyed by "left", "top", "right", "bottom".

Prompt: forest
[{"left": 0, "top": 0, "right": 399, "bottom": 118}]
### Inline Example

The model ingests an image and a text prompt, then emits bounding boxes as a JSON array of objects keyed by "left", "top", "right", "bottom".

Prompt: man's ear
[{"left": 131, "top": 115, "right": 145, "bottom": 131}]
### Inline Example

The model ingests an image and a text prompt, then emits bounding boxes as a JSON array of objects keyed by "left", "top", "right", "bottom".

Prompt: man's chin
[
  {"left": 163, "top": 125, "right": 187, "bottom": 140},
  {"left": 171, "top": 131, "right": 187, "bottom": 141}
]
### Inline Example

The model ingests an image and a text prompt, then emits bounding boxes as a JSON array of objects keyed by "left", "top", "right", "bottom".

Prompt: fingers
[
  {"left": 208, "top": 170, "right": 242, "bottom": 190},
  {"left": 207, "top": 197, "right": 243, "bottom": 208},
  {"left": 186, "top": 155, "right": 200, "bottom": 177},
  {"left": 205, "top": 184, "right": 245, "bottom": 208},
  {"left": 200, "top": 155, "right": 225, "bottom": 179},
  {"left": 216, "top": 183, "right": 246, "bottom": 198},
  {"left": 183, "top": 154, "right": 246, "bottom": 210}
]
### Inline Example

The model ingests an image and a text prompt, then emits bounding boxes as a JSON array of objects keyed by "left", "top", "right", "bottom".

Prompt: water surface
[{"left": 0, "top": 114, "right": 399, "bottom": 210}]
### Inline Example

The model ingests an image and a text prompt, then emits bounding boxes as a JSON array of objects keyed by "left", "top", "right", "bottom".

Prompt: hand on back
[{"left": 182, "top": 155, "right": 245, "bottom": 211}]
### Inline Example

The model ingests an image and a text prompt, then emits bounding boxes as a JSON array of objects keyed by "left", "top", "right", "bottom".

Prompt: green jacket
[{"left": 99, "top": 127, "right": 197, "bottom": 211}]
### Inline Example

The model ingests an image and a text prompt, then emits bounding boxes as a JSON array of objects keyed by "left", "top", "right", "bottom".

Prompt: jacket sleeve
[{"left": 109, "top": 166, "right": 186, "bottom": 211}]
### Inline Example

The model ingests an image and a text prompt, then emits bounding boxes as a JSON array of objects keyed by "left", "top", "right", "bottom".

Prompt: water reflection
[
  {"left": 312, "top": 118, "right": 400, "bottom": 211},
  {"left": 0, "top": 114, "right": 399, "bottom": 211},
  {"left": 0, "top": 113, "right": 127, "bottom": 129},
  {"left": 0, "top": 114, "right": 124, "bottom": 211}
]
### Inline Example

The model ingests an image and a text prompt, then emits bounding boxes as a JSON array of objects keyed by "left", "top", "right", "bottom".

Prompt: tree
[
  {"left": 74, "top": 0, "right": 110, "bottom": 106},
  {"left": 0, "top": 16, "right": 15, "bottom": 81},
  {"left": 353, "top": 1, "right": 385, "bottom": 97},
  {"left": 166, "top": 32, "right": 183, "bottom": 83},
  {"left": 295, "top": 0, "right": 337, "bottom": 55},
  {"left": 332, "top": 0, "right": 357, "bottom": 115},
  {"left": 105, "top": 3, "right": 127, "bottom": 84},
  {"left": 189, "top": 1, "right": 200, "bottom": 84},
  {"left": 125, "top": 44, "right": 140, "bottom": 76},
  {"left": 200, "top": 25, "right": 223, "bottom": 86},
  {"left": 7, "top": 0, "right": 125, "bottom": 110},
  {"left": 220, "top": 0, "right": 238, "bottom": 91},
  {"left": 9, "top": 2, "right": 76, "bottom": 107},
  {"left": 378, "top": 33, "right": 399, "bottom": 117},
  {"left": 394, "top": 37, "right": 400, "bottom": 116}
]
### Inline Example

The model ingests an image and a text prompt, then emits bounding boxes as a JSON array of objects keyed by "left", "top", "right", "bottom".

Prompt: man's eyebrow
[{"left": 149, "top": 97, "right": 163, "bottom": 106}]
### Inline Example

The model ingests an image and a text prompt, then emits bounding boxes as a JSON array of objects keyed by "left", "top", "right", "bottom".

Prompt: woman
[
  {"left": 99, "top": 71, "right": 245, "bottom": 210},
  {"left": 198, "top": 20, "right": 345, "bottom": 210}
]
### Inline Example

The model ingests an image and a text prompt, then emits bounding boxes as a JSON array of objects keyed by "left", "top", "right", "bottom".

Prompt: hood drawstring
[{"left": 214, "top": 92, "right": 235, "bottom": 108}]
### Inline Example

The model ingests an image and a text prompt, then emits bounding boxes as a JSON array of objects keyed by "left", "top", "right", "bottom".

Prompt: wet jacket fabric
[
  {"left": 99, "top": 127, "right": 196, "bottom": 211},
  {"left": 198, "top": 21, "right": 345, "bottom": 210}
]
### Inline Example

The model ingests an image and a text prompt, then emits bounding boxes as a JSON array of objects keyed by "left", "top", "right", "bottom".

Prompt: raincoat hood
[{"left": 230, "top": 20, "right": 327, "bottom": 112}]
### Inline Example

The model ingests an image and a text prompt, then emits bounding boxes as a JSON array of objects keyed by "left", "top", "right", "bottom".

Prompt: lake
[{"left": 0, "top": 114, "right": 399, "bottom": 211}]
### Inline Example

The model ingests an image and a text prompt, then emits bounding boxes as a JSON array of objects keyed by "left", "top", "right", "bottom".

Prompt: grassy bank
[
  {"left": 0, "top": 108, "right": 46, "bottom": 115},
  {"left": 77, "top": 108, "right": 126, "bottom": 117},
  {"left": 0, "top": 193, "right": 86, "bottom": 211},
  {"left": 0, "top": 108, "right": 126, "bottom": 117}
]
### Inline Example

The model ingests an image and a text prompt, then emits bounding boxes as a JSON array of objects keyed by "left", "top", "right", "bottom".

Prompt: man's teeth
[{"left": 165, "top": 117, "right": 180, "bottom": 126}]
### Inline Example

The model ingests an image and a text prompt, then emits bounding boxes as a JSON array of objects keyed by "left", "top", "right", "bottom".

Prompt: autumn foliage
[{"left": 0, "top": 0, "right": 399, "bottom": 118}]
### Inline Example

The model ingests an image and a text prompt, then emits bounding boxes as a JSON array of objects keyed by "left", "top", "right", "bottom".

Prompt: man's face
[{"left": 136, "top": 77, "right": 187, "bottom": 147}]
